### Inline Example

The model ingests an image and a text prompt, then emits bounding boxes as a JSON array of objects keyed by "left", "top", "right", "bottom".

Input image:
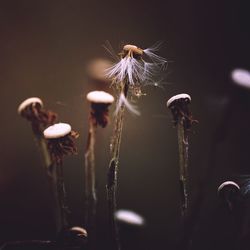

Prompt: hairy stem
[
  {"left": 177, "top": 117, "right": 189, "bottom": 217},
  {"left": 84, "top": 119, "right": 97, "bottom": 249}
]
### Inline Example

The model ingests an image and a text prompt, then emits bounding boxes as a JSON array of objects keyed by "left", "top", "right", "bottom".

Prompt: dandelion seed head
[
  {"left": 106, "top": 43, "right": 166, "bottom": 88},
  {"left": 44, "top": 123, "right": 72, "bottom": 139},
  {"left": 106, "top": 42, "right": 166, "bottom": 115}
]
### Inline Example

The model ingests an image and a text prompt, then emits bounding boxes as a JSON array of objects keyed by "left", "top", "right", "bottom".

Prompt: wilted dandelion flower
[{"left": 106, "top": 43, "right": 167, "bottom": 114}]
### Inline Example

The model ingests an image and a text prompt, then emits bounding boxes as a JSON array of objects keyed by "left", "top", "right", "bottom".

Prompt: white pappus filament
[{"left": 106, "top": 43, "right": 167, "bottom": 115}]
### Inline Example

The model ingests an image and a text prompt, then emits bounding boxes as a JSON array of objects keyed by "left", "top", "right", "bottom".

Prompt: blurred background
[{"left": 1, "top": 0, "right": 250, "bottom": 249}]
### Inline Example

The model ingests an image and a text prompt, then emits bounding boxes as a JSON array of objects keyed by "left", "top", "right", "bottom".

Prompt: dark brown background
[{"left": 1, "top": 0, "right": 250, "bottom": 249}]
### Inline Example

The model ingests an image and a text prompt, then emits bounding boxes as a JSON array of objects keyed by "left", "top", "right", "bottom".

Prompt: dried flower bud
[
  {"left": 167, "top": 93, "right": 195, "bottom": 129},
  {"left": 18, "top": 97, "right": 57, "bottom": 135},
  {"left": 86, "top": 91, "right": 114, "bottom": 128},
  {"left": 44, "top": 123, "right": 79, "bottom": 165}
]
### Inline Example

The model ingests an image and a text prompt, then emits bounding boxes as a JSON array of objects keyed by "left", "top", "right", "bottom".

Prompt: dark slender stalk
[
  {"left": 36, "top": 134, "right": 67, "bottom": 234},
  {"left": 107, "top": 84, "right": 127, "bottom": 250},
  {"left": 56, "top": 162, "right": 69, "bottom": 231},
  {"left": 177, "top": 118, "right": 189, "bottom": 217},
  {"left": 84, "top": 119, "right": 97, "bottom": 249}
]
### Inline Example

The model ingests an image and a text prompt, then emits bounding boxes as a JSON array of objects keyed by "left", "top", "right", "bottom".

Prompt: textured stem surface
[
  {"left": 37, "top": 136, "right": 65, "bottom": 234},
  {"left": 84, "top": 120, "right": 97, "bottom": 249},
  {"left": 177, "top": 117, "right": 189, "bottom": 217},
  {"left": 56, "top": 162, "right": 68, "bottom": 231},
  {"left": 107, "top": 92, "right": 126, "bottom": 250}
]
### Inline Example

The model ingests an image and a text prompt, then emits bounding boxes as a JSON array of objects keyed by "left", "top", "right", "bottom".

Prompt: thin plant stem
[
  {"left": 84, "top": 118, "right": 97, "bottom": 249},
  {"left": 56, "top": 162, "right": 69, "bottom": 231},
  {"left": 36, "top": 134, "right": 67, "bottom": 234},
  {"left": 177, "top": 117, "right": 189, "bottom": 217},
  {"left": 107, "top": 83, "right": 127, "bottom": 250}
]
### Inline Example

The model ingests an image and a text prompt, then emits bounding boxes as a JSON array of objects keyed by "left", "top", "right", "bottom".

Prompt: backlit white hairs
[{"left": 105, "top": 43, "right": 167, "bottom": 115}]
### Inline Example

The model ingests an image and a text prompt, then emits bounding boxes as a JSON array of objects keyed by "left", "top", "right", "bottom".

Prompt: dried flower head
[
  {"left": 86, "top": 91, "right": 114, "bottom": 127},
  {"left": 167, "top": 93, "right": 196, "bottom": 129},
  {"left": 44, "top": 123, "right": 79, "bottom": 165},
  {"left": 106, "top": 43, "right": 167, "bottom": 114},
  {"left": 18, "top": 97, "right": 57, "bottom": 135}
]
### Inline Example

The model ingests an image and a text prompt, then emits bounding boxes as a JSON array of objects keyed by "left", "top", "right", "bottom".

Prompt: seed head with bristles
[{"left": 106, "top": 43, "right": 167, "bottom": 114}]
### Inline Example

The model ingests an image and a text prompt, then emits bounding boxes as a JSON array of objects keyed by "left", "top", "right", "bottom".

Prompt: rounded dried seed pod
[
  {"left": 18, "top": 97, "right": 43, "bottom": 114},
  {"left": 86, "top": 91, "right": 114, "bottom": 104},
  {"left": 166, "top": 93, "right": 191, "bottom": 108},
  {"left": 43, "top": 123, "right": 71, "bottom": 139}
]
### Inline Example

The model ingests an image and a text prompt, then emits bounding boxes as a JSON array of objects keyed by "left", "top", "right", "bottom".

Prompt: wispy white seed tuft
[
  {"left": 106, "top": 43, "right": 166, "bottom": 115},
  {"left": 115, "top": 93, "right": 140, "bottom": 116}
]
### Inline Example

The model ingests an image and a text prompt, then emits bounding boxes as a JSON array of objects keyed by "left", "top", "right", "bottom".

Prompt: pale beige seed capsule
[
  {"left": 123, "top": 44, "right": 143, "bottom": 55},
  {"left": 86, "top": 91, "right": 114, "bottom": 104},
  {"left": 166, "top": 93, "right": 191, "bottom": 108},
  {"left": 18, "top": 97, "right": 43, "bottom": 114},
  {"left": 43, "top": 123, "right": 71, "bottom": 139}
]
